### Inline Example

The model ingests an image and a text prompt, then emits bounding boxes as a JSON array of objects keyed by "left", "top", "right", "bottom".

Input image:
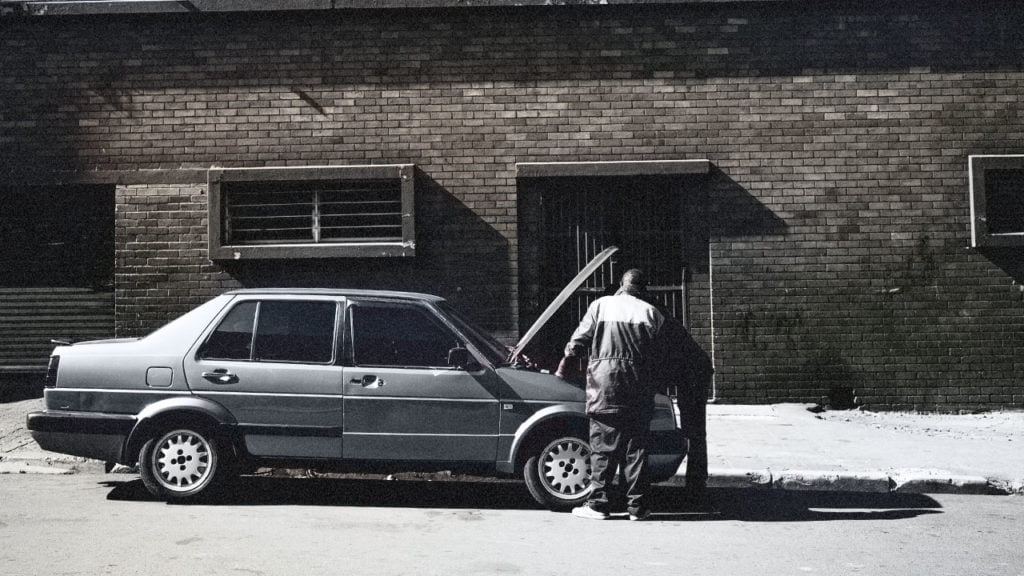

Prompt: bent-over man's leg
[{"left": 677, "top": 382, "right": 709, "bottom": 494}]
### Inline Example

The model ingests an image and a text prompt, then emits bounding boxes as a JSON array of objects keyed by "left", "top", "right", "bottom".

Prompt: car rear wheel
[
  {"left": 139, "top": 427, "right": 232, "bottom": 501},
  {"left": 523, "top": 435, "right": 592, "bottom": 511}
]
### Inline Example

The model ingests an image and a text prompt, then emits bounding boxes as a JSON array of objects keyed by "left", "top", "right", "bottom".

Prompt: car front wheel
[
  {"left": 139, "top": 427, "right": 231, "bottom": 501},
  {"left": 523, "top": 435, "right": 592, "bottom": 511}
]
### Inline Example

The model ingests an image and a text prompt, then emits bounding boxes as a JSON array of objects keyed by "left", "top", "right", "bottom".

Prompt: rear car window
[
  {"left": 199, "top": 302, "right": 257, "bottom": 361},
  {"left": 254, "top": 301, "right": 336, "bottom": 363},
  {"left": 199, "top": 300, "right": 337, "bottom": 364}
]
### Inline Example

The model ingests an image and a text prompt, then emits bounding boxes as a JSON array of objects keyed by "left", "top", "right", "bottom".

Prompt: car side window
[
  {"left": 199, "top": 300, "right": 337, "bottom": 364},
  {"left": 350, "top": 303, "right": 460, "bottom": 368},
  {"left": 253, "top": 301, "right": 336, "bottom": 364},
  {"left": 199, "top": 301, "right": 257, "bottom": 361}
]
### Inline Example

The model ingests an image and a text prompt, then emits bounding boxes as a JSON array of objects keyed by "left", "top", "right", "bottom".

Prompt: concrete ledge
[
  {"left": 0, "top": 460, "right": 74, "bottom": 475},
  {"left": 773, "top": 470, "right": 892, "bottom": 493},
  {"left": 1, "top": 451, "right": 106, "bottom": 474},
  {"left": 891, "top": 471, "right": 1006, "bottom": 495},
  {"left": 517, "top": 159, "right": 711, "bottom": 178},
  {"left": 706, "top": 468, "right": 772, "bottom": 489},
  {"left": 1003, "top": 480, "right": 1024, "bottom": 495},
  {"left": 658, "top": 467, "right": 772, "bottom": 489}
]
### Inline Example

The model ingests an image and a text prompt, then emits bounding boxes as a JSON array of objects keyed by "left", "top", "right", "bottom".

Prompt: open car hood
[{"left": 509, "top": 245, "right": 618, "bottom": 362}]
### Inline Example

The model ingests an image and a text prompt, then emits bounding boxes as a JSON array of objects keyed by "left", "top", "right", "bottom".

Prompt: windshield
[{"left": 436, "top": 302, "right": 510, "bottom": 366}]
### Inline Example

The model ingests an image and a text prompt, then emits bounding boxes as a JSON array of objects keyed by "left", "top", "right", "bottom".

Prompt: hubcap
[
  {"left": 539, "top": 438, "right": 591, "bottom": 499},
  {"left": 152, "top": 430, "right": 214, "bottom": 492}
]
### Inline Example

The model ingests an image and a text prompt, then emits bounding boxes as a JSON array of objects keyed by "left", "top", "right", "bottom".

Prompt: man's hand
[
  {"left": 555, "top": 356, "right": 579, "bottom": 379},
  {"left": 564, "top": 342, "right": 586, "bottom": 358}
]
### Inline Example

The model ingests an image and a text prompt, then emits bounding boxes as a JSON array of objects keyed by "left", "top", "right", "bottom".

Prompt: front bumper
[{"left": 26, "top": 411, "right": 136, "bottom": 463}]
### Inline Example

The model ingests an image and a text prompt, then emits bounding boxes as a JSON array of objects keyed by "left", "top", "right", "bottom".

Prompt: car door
[
  {"left": 342, "top": 298, "right": 500, "bottom": 462},
  {"left": 183, "top": 295, "right": 345, "bottom": 459}
]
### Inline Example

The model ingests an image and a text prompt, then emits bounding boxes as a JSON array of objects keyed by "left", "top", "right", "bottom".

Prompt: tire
[
  {"left": 139, "top": 427, "right": 233, "bottom": 501},
  {"left": 523, "top": 435, "right": 593, "bottom": 511}
]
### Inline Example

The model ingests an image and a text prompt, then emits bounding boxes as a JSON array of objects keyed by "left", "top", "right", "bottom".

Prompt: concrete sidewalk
[
  {"left": 684, "top": 403, "right": 1024, "bottom": 495},
  {"left": 3, "top": 397, "right": 1024, "bottom": 495}
]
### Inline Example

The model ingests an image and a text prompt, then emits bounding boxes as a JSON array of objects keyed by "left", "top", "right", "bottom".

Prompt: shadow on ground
[
  {"left": 0, "top": 377, "right": 42, "bottom": 404},
  {"left": 658, "top": 488, "right": 944, "bottom": 523},
  {"left": 102, "top": 477, "right": 943, "bottom": 522}
]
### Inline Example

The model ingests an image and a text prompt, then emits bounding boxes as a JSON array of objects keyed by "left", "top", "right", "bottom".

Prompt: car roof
[{"left": 223, "top": 288, "right": 446, "bottom": 303}]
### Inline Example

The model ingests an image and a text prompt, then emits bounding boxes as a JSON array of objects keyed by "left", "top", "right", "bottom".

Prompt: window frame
[
  {"left": 969, "top": 155, "right": 1024, "bottom": 248},
  {"left": 208, "top": 165, "right": 416, "bottom": 259}
]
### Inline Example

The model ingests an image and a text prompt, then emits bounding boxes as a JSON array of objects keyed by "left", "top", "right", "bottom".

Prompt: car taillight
[{"left": 45, "top": 356, "right": 59, "bottom": 388}]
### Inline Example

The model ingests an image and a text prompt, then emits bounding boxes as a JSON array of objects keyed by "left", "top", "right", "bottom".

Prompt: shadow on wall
[
  {"left": 708, "top": 166, "right": 788, "bottom": 239},
  {"left": 981, "top": 249, "right": 1024, "bottom": 287},
  {"left": 218, "top": 170, "right": 513, "bottom": 333},
  {"left": 4, "top": 4, "right": 1024, "bottom": 179}
]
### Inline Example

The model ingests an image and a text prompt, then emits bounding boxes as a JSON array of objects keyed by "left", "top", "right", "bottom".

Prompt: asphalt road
[{"left": 2, "top": 473, "right": 1022, "bottom": 576}]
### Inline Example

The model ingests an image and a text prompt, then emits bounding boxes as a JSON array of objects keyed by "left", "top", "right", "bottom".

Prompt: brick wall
[
  {"left": 114, "top": 183, "right": 229, "bottom": 335},
  {"left": 2, "top": 1, "right": 1023, "bottom": 410}
]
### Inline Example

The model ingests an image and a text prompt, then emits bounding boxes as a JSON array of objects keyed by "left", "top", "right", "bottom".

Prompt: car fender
[
  {"left": 123, "top": 396, "right": 237, "bottom": 463},
  {"left": 507, "top": 404, "right": 589, "bottom": 470}
]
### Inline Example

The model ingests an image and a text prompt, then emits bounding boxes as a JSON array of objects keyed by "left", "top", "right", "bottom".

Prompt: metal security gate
[
  {"left": 0, "top": 288, "right": 114, "bottom": 372},
  {"left": 0, "top": 185, "right": 115, "bottom": 374},
  {"left": 521, "top": 175, "right": 688, "bottom": 362}
]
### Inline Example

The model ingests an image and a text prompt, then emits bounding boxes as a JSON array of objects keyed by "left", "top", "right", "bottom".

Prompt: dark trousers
[
  {"left": 685, "top": 437, "right": 707, "bottom": 491},
  {"left": 586, "top": 412, "right": 650, "bottom": 514},
  {"left": 676, "top": 383, "right": 708, "bottom": 492}
]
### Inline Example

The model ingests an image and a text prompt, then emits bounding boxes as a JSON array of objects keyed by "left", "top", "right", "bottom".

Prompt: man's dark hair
[{"left": 621, "top": 268, "right": 647, "bottom": 289}]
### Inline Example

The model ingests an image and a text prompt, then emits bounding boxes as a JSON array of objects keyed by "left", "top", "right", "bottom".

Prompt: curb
[
  {"left": 2, "top": 451, "right": 1021, "bottom": 496},
  {"left": 890, "top": 470, "right": 1010, "bottom": 495},
  {"left": 658, "top": 467, "right": 772, "bottom": 490},
  {"left": 0, "top": 460, "right": 76, "bottom": 475},
  {"left": 695, "top": 467, "right": 1021, "bottom": 496},
  {"left": 0, "top": 452, "right": 106, "bottom": 475},
  {"left": 772, "top": 470, "right": 891, "bottom": 493}
]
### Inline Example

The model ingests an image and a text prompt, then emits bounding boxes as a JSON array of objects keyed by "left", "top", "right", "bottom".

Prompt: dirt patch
[{"left": 0, "top": 397, "right": 43, "bottom": 454}]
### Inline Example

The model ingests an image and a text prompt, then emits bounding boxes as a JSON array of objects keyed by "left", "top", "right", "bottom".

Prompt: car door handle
[
  {"left": 351, "top": 375, "right": 385, "bottom": 388},
  {"left": 202, "top": 370, "right": 239, "bottom": 385}
]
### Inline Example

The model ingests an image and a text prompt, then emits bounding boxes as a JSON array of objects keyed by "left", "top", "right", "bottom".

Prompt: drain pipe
[{"left": 707, "top": 241, "right": 718, "bottom": 403}]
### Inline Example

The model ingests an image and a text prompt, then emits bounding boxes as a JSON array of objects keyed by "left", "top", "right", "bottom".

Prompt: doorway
[
  {"left": 518, "top": 174, "right": 705, "bottom": 367},
  {"left": 0, "top": 185, "right": 115, "bottom": 373}
]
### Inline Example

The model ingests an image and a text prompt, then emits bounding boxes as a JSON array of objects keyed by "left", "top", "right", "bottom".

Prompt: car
[{"left": 27, "top": 254, "right": 686, "bottom": 509}]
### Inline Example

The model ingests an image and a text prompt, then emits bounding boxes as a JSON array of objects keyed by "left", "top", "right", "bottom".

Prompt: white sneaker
[{"left": 572, "top": 505, "right": 610, "bottom": 520}]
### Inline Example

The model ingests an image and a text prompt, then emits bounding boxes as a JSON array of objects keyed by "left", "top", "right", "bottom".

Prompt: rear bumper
[{"left": 26, "top": 411, "right": 136, "bottom": 463}]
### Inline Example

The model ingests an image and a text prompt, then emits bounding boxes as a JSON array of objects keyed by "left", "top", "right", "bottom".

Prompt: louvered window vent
[
  {"left": 225, "top": 180, "right": 403, "bottom": 245},
  {"left": 208, "top": 165, "right": 415, "bottom": 259}
]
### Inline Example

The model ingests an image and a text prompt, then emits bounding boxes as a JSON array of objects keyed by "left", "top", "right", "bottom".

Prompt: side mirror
[{"left": 448, "top": 347, "right": 481, "bottom": 371}]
